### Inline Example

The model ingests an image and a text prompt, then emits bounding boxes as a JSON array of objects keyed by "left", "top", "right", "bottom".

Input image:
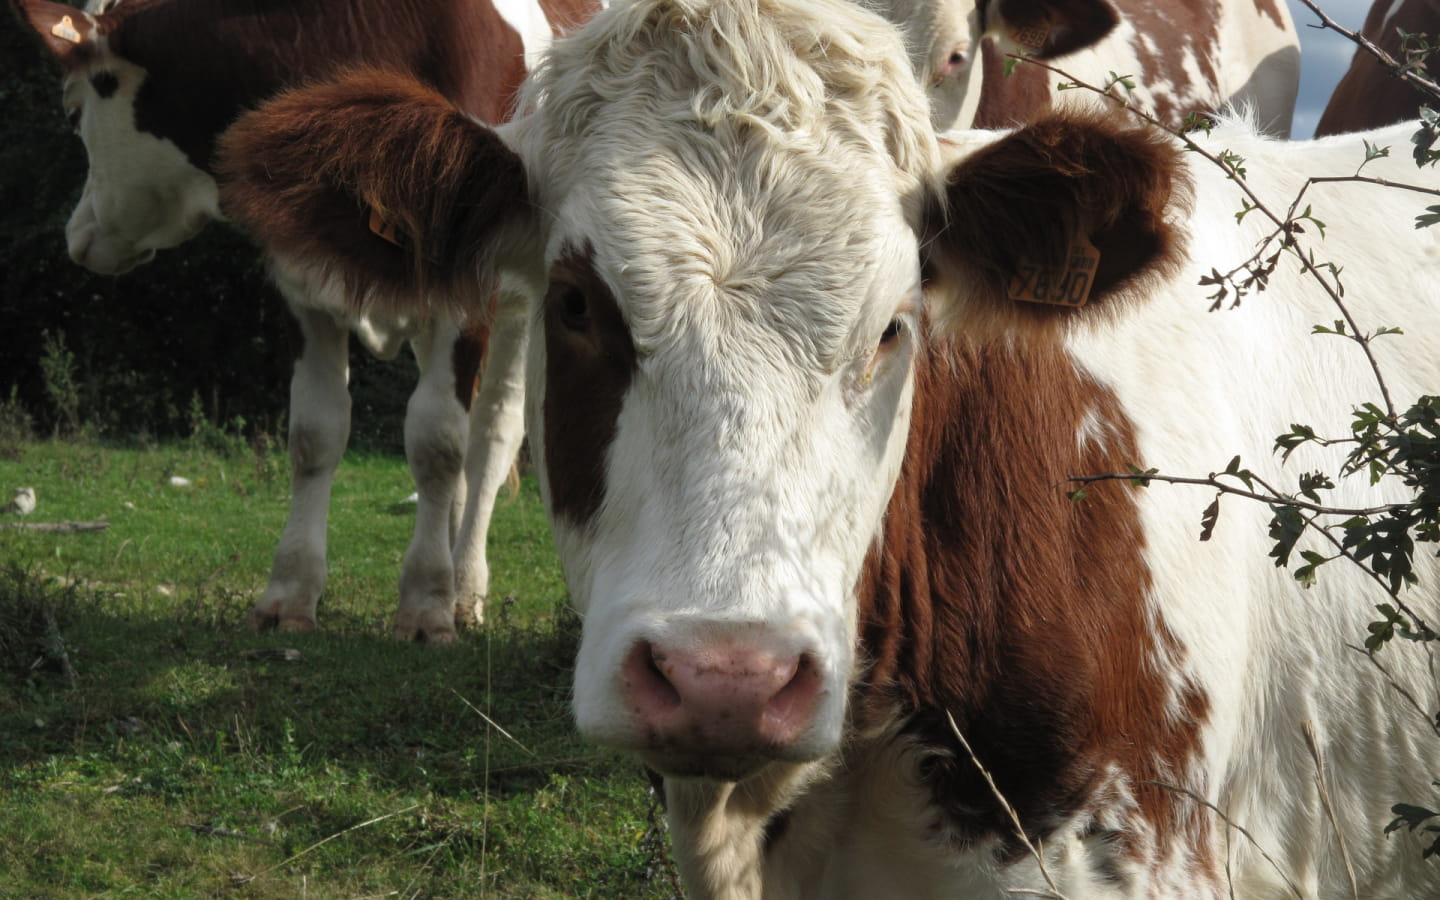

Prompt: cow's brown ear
[
  {"left": 988, "top": 0, "right": 1119, "bottom": 60},
  {"left": 16, "top": 0, "right": 102, "bottom": 65},
  {"left": 922, "top": 111, "right": 1185, "bottom": 335},
  {"left": 217, "top": 67, "right": 533, "bottom": 317}
]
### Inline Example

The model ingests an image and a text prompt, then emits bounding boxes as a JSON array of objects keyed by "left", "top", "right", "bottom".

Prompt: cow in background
[
  {"left": 218, "top": 0, "right": 1440, "bottom": 894},
  {"left": 866, "top": 0, "right": 1300, "bottom": 133},
  {"left": 1315, "top": 0, "right": 1440, "bottom": 136},
  {"left": 14, "top": 0, "right": 597, "bottom": 642}
]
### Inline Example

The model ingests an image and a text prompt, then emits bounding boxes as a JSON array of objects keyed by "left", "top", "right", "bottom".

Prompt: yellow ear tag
[
  {"left": 1007, "top": 231, "right": 1100, "bottom": 308},
  {"left": 368, "top": 207, "right": 402, "bottom": 247},
  {"left": 1008, "top": 21, "right": 1050, "bottom": 54},
  {"left": 51, "top": 15, "right": 84, "bottom": 44}
]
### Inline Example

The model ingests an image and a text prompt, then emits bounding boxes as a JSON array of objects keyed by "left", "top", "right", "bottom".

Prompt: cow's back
[{"left": 1315, "top": 0, "right": 1440, "bottom": 136}]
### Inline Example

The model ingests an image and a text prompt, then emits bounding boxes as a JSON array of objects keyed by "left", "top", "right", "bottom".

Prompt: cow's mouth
[{"left": 638, "top": 748, "right": 772, "bottom": 782}]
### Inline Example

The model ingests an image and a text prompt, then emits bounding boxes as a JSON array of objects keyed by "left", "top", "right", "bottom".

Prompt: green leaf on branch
[
  {"left": 1199, "top": 494, "right": 1221, "bottom": 542},
  {"left": 1126, "top": 464, "right": 1159, "bottom": 487},
  {"left": 1297, "top": 471, "right": 1334, "bottom": 503},
  {"left": 1268, "top": 504, "right": 1306, "bottom": 568},
  {"left": 1293, "top": 549, "right": 1329, "bottom": 588}
]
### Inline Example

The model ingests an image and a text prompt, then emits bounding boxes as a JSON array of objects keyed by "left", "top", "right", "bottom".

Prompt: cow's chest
[{"left": 759, "top": 733, "right": 1191, "bottom": 899}]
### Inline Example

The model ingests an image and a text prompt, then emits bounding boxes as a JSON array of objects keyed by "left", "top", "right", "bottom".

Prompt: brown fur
[
  {"left": 1314, "top": 0, "right": 1439, "bottom": 136},
  {"left": 855, "top": 331, "right": 1212, "bottom": 870},
  {"left": 923, "top": 111, "right": 1187, "bottom": 339},
  {"left": 451, "top": 298, "right": 497, "bottom": 410},
  {"left": 857, "top": 112, "right": 1209, "bottom": 872},
  {"left": 43, "top": 0, "right": 542, "bottom": 171},
  {"left": 542, "top": 245, "right": 639, "bottom": 524},
  {"left": 218, "top": 68, "right": 530, "bottom": 316},
  {"left": 974, "top": 38, "right": 1054, "bottom": 128},
  {"left": 987, "top": 0, "right": 1121, "bottom": 60}
]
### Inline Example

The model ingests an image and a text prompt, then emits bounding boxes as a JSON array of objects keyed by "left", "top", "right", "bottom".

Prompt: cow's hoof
[
  {"left": 392, "top": 612, "right": 458, "bottom": 645},
  {"left": 453, "top": 595, "right": 486, "bottom": 628}
]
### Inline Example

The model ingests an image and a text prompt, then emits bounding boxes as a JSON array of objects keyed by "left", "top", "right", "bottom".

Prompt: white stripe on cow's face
[{"left": 62, "top": 54, "right": 218, "bottom": 275}]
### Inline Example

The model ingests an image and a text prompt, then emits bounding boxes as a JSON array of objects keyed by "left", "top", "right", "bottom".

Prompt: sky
[{"left": 1287, "top": 0, "right": 1379, "bottom": 137}]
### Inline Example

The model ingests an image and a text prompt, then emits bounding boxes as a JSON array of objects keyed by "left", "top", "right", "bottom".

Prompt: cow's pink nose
[{"left": 621, "top": 639, "right": 821, "bottom": 759}]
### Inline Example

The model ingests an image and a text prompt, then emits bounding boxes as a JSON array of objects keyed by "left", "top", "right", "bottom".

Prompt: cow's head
[
  {"left": 17, "top": 0, "right": 220, "bottom": 274},
  {"left": 218, "top": 0, "right": 1180, "bottom": 782},
  {"left": 864, "top": 0, "right": 1120, "bottom": 130}
]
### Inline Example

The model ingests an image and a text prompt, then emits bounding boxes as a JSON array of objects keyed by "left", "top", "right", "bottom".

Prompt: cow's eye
[
  {"left": 556, "top": 286, "right": 590, "bottom": 332},
  {"left": 879, "top": 318, "right": 904, "bottom": 346},
  {"left": 65, "top": 107, "right": 81, "bottom": 132}
]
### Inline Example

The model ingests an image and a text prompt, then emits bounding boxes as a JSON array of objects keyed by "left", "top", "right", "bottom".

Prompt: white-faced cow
[
  {"left": 1314, "top": 0, "right": 1440, "bottom": 137},
  {"left": 219, "top": 0, "right": 1440, "bottom": 895},
  {"left": 867, "top": 0, "right": 1299, "bottom": 133},
  {"left": 15, "top": 0, "right": 597, "bottom": 641}
]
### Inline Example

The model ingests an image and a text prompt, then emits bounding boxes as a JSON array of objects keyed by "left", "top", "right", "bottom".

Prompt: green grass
[{"left": 0, "top": 438, "right": 680, "bottom": 899}]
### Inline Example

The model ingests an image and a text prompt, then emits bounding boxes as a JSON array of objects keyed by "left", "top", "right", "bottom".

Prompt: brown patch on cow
[
  {"left": 451, "top": 297, "right": 497, "bottom": 411},
  {"left": 218, "top": 67, "right": 530, "bottom": 317},
  {"left": 1250, "top": 0, "right": 1290, "bottom": 30},
  {"left": 923, "top": 111, "right": 1188, "bottom": 339},
  {"left": 543, "top": 245, "right": 639, "bottom": 525},
  {"left": 1315, "top": 0, "right": 1440, "bottom": 136},
  {"left": 853, "top": 330, "right": 1212, "bottom": 873},
  {"left": 95, "top": 0, "right": 531, "bottom": 171},
  {"left": 973, "top": 38, "right": 1054, "bottom": 128},
  {"left": 987, "top": 0, "right": 1121, "bottom": 59},
  {"left": 1115, "top": 0, "right": 1220, "bottom": 126}
]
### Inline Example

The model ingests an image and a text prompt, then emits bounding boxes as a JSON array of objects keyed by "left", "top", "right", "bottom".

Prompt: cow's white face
[
  {"left": 60, "top": 53, "right": 218, "bottom": 275},
  {"left": 864, "top": 0, "right": 984, "bottom": 130},
  {"left": 506, "top": 0, "right": 942, "bottom": 780}
]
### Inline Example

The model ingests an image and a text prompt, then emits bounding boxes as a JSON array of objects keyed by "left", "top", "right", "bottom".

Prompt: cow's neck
[{"left": 855, "top": 330, "right": 1213, "bottom": 862}]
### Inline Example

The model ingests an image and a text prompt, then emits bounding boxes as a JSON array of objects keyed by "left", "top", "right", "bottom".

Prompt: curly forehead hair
[{"left": 516, "top": 0, "right": 941, "bottom": 203}]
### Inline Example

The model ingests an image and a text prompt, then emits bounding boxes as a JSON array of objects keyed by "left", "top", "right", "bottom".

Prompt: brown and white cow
[
  {"left": 15, "top": 0, "right": 596, "bottom": 641},
  {"left": 1314, "top": 0, "right": 1440, "bottom": 136},
  {"left": 220, "top": 0, "right": 1439, "bottom": 894},
  {"left": 867, "top": 0, "right": 1300, "bottom": 133}
]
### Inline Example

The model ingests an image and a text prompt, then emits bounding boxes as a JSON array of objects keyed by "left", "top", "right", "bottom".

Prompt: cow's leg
[
  {"left": 248, "top": 305, "right": 350, "bottom": 632},
  {"left": 392, "top": 315, "right": 470, "bottom": 644},
  {"left": 451, "top": 290, "right": 529, "bottom": 626}
]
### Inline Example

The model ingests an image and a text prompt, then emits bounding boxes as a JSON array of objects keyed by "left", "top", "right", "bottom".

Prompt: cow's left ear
[
  {"left": 986, "top": 0, "right": 1120, "bottom": 61},
  {"left": 15, "top": 0, "right": 102, "bottom": 65},
  {"left": 219, "top": 67, "right": 535, "bottom": 317},
  {"left": 922, "top": 112, "right": 1184, "bottom": 331}
]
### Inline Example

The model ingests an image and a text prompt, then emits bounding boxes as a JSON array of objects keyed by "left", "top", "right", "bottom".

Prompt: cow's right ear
[
  {"left": 218, "top": 67, "right": 533, "bottom": 316},
  {"left": 15, "top": 0, "right": 102, "bottom": 65}
]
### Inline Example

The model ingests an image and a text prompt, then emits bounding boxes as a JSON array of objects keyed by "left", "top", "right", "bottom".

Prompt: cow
[
  {"left": 14, "top": 0, "right": 597, "bottom": 642},
  {"left": 867, "top": 0, "right": 1300, "bottom": 134},
  {"left": 217, "top": 0, "right": 1440, "bottom": 895},
  {"left": 1314, "top": 0, "right": 1440, "bottom": 136}
]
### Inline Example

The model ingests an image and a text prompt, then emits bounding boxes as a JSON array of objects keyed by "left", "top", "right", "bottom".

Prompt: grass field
[{"left": 0, "top": 437, "right": 681, "bottom": 899}]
